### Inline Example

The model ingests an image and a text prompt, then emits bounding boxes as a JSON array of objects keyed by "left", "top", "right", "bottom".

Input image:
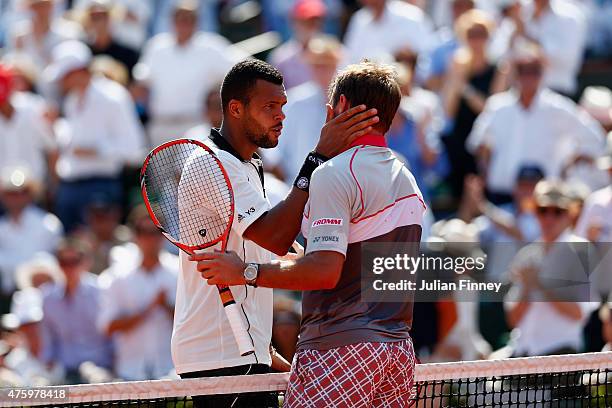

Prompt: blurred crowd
[{"left": 0, "top": 0, "right": 611, "bottom": 386}]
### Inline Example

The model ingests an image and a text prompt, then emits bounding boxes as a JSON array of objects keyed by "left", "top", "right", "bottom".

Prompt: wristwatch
[{"left": 244, "top": 263, "right": 259, "bottom": 287}]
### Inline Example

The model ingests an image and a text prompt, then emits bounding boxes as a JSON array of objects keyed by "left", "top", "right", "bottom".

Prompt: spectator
[
  {"left": 419, "top": 0, "right": 475, "bottom": 91},
  {"left": 81, "top": 0, "right": 140, "bottom": 82},
  {"left": 44, "top": 40, "right": 145, "bottom": 232},
  {"left": 441, "top": 9, "right": 508, "bottom": 201},
  {"left": 0, "top": 168, "right": 63, "bottom": 303},
  {"left": 97, "top": 206, "right": 176, "bottom": 381},
  {"left": 184, "top": 84, "right": 223, "bottom": 142},
  {"left": 600, "top": 302, "right": 612, "bottom": 352},
  {"left": 268, "top": 0, "right": 327, "bottom": 90},
  {"left": 75, "top": 196, "right": 131, "bottom": 274},
  {"left": 584, "top": 0, "right": 612, "bottom": 60},
  {"left": 264, "top": 35, "right": 343, "bottom": 182},
  {"left": 467, "top": 48, "right": 605, "bottom": 204},
  {"left": 387, "top": 64, "right": 448, "bottom": 202},
  {"left": 40, "top": 238, "right": 113, "bottom": 384},
  {"left": 75, "top": 0, "right": 153, "bottom": 50},
  {"left": 14, "top": 255, "right": 63, "bottom": 294},
  {"left": 7, "top": 0, "right": 82, "bottom": 68},
  {"left": 2, "top": 287, "right": 63, "bottom": 385},
  {"left": 344, "top": 0, "right": 434, "bottom": 64},
  {"left": 504, "top": 180, "right": 595, "bottom": 356},
  {"left": 135, "top": 0, "right": 245, "bottom": 147},
  {"left": 0, "top": 64, "right": 57, "bottom": 187},
  {"left": 506, "top": 0, "right": 587, "bottom": 97},
  {"left": 575, "top": 139, "right": 612, "bottom": 244}
]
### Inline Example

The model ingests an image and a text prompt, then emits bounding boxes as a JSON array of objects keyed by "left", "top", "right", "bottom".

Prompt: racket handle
[{"left": 224, "top": 302, "right": 256, "bottom": 356}]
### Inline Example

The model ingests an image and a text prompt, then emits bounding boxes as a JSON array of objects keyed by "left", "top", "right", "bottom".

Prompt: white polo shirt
[
  {"left": 97, "top": 255, "right": 178, "bottom": 381},
  {"left": 0, "top": 92, "right": 56, "bottom": 185},
  {"left": 137, "top": 32, "right": 244, "bottom": 119},
  {"left": 467, "top": 89, "right": 605, "bottom": 194},
  {"left": 171, "top": 130, "right": 273, "bottom": 374},
  {"left": 344, "top": 0, "right": 433, "bottom": 63}
]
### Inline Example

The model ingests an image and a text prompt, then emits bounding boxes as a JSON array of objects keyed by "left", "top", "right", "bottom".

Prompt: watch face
[
  {"left": 245, "top": 265, "right": 257, "bottom": 280},
  {"left": 296, "top": 177, "right": 309, "bottom": 190}
]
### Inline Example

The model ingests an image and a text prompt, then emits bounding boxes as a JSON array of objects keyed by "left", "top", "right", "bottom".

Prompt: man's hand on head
[
  {"left": 190, "top": 251, "right": 247, "bottom": 286},
  {"left": 314, "top": 96, "right": 379, "bottom": 158}
]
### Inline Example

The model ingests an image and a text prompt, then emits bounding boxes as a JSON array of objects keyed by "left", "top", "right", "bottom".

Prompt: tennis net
[{"left": 1, "top": 352, "right": 610, "bottom": 407}]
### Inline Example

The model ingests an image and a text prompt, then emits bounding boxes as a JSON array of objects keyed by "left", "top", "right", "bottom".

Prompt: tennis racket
[{"left": 140, "top": 138, "right": 255, "bottom": 356}]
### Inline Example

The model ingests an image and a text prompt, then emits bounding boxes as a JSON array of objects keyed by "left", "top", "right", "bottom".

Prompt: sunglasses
[
  {"left": 517, "top": 65, "right": 543, "bottom": 77},
  {"left": 536, "top": 206, "right": 567, "bottom": 217}
]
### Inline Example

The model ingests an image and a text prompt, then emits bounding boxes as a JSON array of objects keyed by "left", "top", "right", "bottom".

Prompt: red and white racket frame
[{"left": 141, "top": 138, "right": 255, "bottom": 356}]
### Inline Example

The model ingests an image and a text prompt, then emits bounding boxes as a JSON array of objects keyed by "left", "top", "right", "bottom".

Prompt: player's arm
[
  {"left": 192, "top": 250, "right": 344, "bottom": 290},
  {"left": 242, "top": 103, "right": 378, "bottom": 256}
]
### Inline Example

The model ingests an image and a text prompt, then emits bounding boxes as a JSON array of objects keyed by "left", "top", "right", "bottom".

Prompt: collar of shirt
[
  {"left": 208, "top": 128, "right": 265, "bottom": 188},
  {"left": 348, "top": 134, "right": 388, "bottom": 149}
]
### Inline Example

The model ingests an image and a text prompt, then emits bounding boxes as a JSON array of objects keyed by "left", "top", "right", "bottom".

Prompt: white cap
[
  {"left": 580, "top": 86, "right": 612, "bottom": 127},
  {"left": 44, "top": 40, "right": 92, "bottom": 83},
  {"left": 5, "top": 288, "right": 43, "bottom": 328}
]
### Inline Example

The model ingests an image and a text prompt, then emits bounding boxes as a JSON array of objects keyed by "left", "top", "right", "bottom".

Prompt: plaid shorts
[{"left": 283, "top": 338, "right": 415, "bottom": 408}]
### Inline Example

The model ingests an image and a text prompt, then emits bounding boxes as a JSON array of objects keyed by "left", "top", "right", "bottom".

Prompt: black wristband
[{"left": 293, "top": 151, "right": 329, "bottom": 191}]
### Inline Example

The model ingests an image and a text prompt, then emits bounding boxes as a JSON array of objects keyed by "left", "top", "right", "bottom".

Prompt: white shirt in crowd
[
  {"left": 262, "top": 82, "right": 326, "bottom": 182},
  {"left": 467, "top": 89, "right": 605, "bottom": 194},
  {"left": 0, "top": 206, "right": 63, "bottom": 294},
  {"left": 522, "top": 0, "right": 587, "bottom": 94},
  {"left": 7, "top": 18, "right": 81, "bottom": 68},
  {"left": 575, "top": 185, "right": 612, "bottom": 243},
  {"left": 504, "top": 230, "right": 598, "bottom": 356},
  {"left": 98, "top": 255, "right": 178, "bottom": 381},
  {"left": 0, "top": 92, "right": 56, "bottom": 184},
  {"left": 74, "top": 0, "right": 152, "bottom": 49},
  {"left": 344, "top": 0, "right": 434, "bottom": 64},
  {"left": 55, "top": 76, "right": 145, "bottom": 181},
  {"left": 172, "top": 133, "right": 273, "bottom": 374},
  {"left": 136, "top": 32, "right": 244, "bottom": 119}
]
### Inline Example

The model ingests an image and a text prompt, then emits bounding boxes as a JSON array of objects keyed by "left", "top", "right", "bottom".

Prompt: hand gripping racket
[{"left": 140, "top": 139, "right": 255, "bottom": 356}]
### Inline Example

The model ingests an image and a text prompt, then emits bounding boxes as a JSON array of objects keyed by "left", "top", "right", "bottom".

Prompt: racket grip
[{"left": 224, "top": 302, "right": 256, "bottom": 356}]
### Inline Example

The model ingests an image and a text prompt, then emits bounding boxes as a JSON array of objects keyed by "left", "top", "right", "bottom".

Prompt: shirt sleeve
[
  {"left": 304, "top": 165, "right": 352, "bottom": 256},
  {"left": 466, "top": 100, "right": 496, "bottom": 153},
  {"left": 223, "top": 158, "right": 270, "bottom": 238},
  {"left": 96, "top": 275, "right": 122, "bottom": 333}
]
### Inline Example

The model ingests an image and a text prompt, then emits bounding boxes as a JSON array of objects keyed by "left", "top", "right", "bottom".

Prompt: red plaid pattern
[{"left": 284, "top": 339, "right": 415, "bottom": 408}]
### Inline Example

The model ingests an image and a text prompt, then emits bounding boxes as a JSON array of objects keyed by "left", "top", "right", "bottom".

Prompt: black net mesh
[
  {"left": 3, "top": 354, "right": 610, "bottom": 408},
  {"left": 142, "top": 141, "right": 233, "bottom": 249}
]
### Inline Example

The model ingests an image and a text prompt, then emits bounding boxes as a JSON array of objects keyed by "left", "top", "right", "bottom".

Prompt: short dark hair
[
  {"left": 220, "top": 59, "right": 283, "bottom": 112},
  {"left": 329, "top": 61, "right": 401, "bottom": 134}
]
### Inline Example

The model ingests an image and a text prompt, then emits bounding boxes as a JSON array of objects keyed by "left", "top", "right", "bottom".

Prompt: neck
[
  {"left": 371, "top": 4, "right": 386, "bottom": 21},
  {"left": 219, "top": 123, "right": 257, "bottom": 161},
  {"left": 65, "top": 278, "right": 80, "bottom": 297},
  {"left": 0, "top": 102, "right": 13, "bottom": 118},
  {"left": 93, "top": 31, "right": 112, "bottom": 48},
  {"left": 534, "top": 2, "right": 549, "bottom": 18},
  {"left": 141, "top": 254, "right": 160, "bottom": 271},
  {"left": 520, "top": 88, "right": 538, "bottom": 109},
  {"left": 8, "top": 208, "right": 25, "bottom": 223},
  {"left": 32, "top": 19, "right": 50, "bottom": 36},
  {"left": 176, "top": 33, "right": 192, "bottom": 46},
  {"left": 348, "top": 131, "right": 387, "bottom": 149}
]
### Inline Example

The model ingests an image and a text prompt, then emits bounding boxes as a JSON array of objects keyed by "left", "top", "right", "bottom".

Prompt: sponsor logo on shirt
[
  {"left": 312, "top": 235, "right": 339, "bottom": 243},
  {"left": 237, "top": 207, "right": 256, "bottom": 223},
  {"left": 312, "top": 218, "right": 343, "bottom": 227}
]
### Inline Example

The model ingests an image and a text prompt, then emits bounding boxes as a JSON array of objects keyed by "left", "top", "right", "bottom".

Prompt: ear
[
  {"left": 337, "top": 94, "right": 350, "bottom": 114},
  {"left": 227, "top": 99, "right": 243, "bottom": 119}
]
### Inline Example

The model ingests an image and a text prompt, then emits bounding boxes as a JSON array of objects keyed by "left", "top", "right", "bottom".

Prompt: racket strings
[{"left": 143, "top": 142, "right": 232, "bottom": 248}]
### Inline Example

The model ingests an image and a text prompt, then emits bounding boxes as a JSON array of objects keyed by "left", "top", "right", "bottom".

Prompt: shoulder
[
  {"left": 484, "top": 91, "right": 516, "bottom": 111},
  {"left": 143, "top": 33, "right": 174, "bottom": 53},
  {"left": 388, "top": 0, "right": 427, "bottom": 22},
  {"left": 193, "top": 32, "right": 232, "bottom": 50},
  {"left": 540, "top": 89, "right": 578, "bottom": 113},
  {"left": 311, "top": 150, "right": 356, "bottom": 188},
  {"left": 286, "top": 83, "right": 319, "bottom": 107},
  {"left": 92, "top": 77, "right": 131, "bottom": 104}
]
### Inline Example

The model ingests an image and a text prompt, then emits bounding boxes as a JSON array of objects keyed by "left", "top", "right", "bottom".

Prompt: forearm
[
  {"left": 257, "top": 253, "right": 341, "bottom": 291},
  {"left": 244, "top": 187, "right": 308, "bottom": 256},
  {"left": 506, "top": 301, "right": 530, "bottom": 328},
  {"left": 543, "top": 298, "right": 582, "bottom": 321},
  {"left": 107, "top": 310, "right": 148, "bottom": 335}
]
